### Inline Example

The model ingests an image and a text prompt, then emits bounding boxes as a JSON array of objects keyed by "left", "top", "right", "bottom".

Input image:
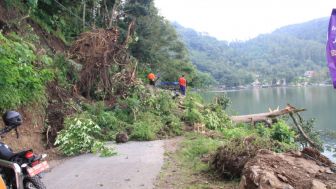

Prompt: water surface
[{"left": 201, "top": 86, "right": 336, "bottom": 160}]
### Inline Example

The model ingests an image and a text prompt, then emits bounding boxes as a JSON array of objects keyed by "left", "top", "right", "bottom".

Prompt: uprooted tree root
[
  {"left": 301, "top": 147, "right": 334, "bottom": 166},
  {"left": 44, "top": 81, "right": 78, "bottom": 148},
  {"left": 210, "top": 136, "right": 279, "bottom": 179},
  {"left": 70, "top": 27, "right": 137, "bottom": 99}
]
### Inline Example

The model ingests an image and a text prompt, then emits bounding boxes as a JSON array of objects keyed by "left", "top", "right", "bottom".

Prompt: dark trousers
[
  {"left": 180, "top": 85, "right": 186, "bottom": 95},
  {"left": 149, "top": 80, "right": 155, "bottom": 86}
]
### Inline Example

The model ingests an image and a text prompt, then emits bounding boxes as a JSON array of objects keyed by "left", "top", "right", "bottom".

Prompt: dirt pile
[
  {"left": 239, "top": 149, "right": 336, "bottom": 189},
  {"left": 211, "top": 136, "right": 277, "bottom": 179}
]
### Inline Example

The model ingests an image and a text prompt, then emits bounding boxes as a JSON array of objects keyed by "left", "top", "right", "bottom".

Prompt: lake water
[{"left": 200, "top": 86, "right": 336, "bottom": 160}]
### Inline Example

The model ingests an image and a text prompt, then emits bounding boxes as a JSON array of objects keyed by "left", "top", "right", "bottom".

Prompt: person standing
[
  {"left": 178, "top": 75, "right": 187, "bottom": 95},
  {"left": 147, "top": 72, "right": 156, "bottom": 86}
]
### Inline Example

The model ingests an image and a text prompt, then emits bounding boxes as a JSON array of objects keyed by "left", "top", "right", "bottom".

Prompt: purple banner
[{"left": 326, "top": 9, "right": 336, "bottom": 88}]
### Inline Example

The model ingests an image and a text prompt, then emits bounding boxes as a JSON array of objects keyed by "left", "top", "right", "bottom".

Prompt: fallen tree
[
  {"left": 230, "top": 104, "right": 305, "bottom": 124},
  {"left": 230, "top": 104, "right": 321, "bottom": 149}
]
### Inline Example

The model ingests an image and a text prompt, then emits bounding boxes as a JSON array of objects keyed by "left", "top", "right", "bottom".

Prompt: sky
[{"left": 155, "top": 0, "right": 335, "bottom": 41}]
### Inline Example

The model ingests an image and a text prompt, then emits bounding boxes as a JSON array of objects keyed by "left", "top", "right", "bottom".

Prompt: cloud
[{"left": 155, "top": 0, "right": 335, "bottom": 41}]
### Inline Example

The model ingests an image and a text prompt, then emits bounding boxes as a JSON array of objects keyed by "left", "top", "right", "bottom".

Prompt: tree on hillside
[{"left": 123, "top": 0, "right": 208, "bottom": 85}]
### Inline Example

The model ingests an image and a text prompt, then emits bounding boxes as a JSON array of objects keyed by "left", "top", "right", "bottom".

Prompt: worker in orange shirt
[
  {"left": 147, "top": 72, "right": 156, "bottom": 86},
  {"left": 178, "top": 75, "right": 187, "bottom": 95}
]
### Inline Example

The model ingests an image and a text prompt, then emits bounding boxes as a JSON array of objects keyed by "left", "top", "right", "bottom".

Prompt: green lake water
[{"left": 200, "top": 86, "right": 336, "bottom": 160}]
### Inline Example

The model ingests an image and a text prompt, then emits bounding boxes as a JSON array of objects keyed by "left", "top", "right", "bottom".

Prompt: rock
[
  {"left": 277, "top": 174, "right": 288, "bottom": 182},
  {"left": 310, "top": 180, "right": 326, "bottom": 189},
  {"left": 240, "top": 150, "right": 336, "bottom": 189},
  {"left": 116, "top": 132, "right": 129, "bottom": 143},
  {"left": 326, "top": 169, "right": 333, "bottom": 174}
]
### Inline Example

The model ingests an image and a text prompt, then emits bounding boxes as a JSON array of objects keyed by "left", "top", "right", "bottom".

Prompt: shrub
[
  {"left": 256, "top": 123, "right": 271, "bottom": 138},
  {"left": 204, "top": 110, "right": 221, "bottom": 130},
  {"left": 82, "top": 102, "right": 133, "bottom": 140},
  {"left": 293, "top": 118, "right": 323, "bottom": 150},
  {"left": 54, "top": 114, "right": 115, "bottom": 156},
  {"left": 0, "top": 33, "right": 52, "bottom": 110},
  {"left": 221, "top": 124, "right": 256, "bottom": 139},
  {"left": 53, "top": 54, "right": 81, "bottom": 88},
  {"left": 160, "top": 114, "right": 183, "bottom": 136},
  {"left": 130, "top": 112, "right": 164, "bottom": 141},
  {"left": 215, "top": 94, "right": 231, "bottom": 110},
  {"left": 154, "top": 92, "right": 178, "bottom": 116},
  {"left": 204, "top": 108, "right": 232, "bottom": 131},
  {"left": 270, "top": 120, "right": 295, "bottom": 144},
  {"left": 184, "top": 108, "right": 204, "bottom": 125}
]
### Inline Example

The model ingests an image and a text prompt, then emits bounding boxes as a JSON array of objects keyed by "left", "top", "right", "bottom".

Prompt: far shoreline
[{"left": 202, "top": 84, "right": 333, "bottom": 93}]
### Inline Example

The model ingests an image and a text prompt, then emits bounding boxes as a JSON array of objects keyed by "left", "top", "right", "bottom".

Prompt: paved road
[{"left": 43, "top": 141, "right": 164, "bottom": 189}]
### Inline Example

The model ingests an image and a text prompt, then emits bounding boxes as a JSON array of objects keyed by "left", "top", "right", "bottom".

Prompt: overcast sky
[{"left": 155, "top": 0, "right": 335, "bottom": 41}]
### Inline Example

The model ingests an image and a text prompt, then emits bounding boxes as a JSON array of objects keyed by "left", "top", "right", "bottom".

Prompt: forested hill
[
  {"left": 174, "top": 18, "right": 329, "bottom": 87},
  {"left": 273, "top": 18, "right": 328, "bottom": 43}
]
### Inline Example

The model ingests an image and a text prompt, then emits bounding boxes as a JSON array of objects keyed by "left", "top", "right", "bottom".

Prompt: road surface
[{"left": 43, "top": 141, "right": 164, "bottom": 189}]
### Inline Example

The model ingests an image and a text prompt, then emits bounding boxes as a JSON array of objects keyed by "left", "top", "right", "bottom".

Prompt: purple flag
[{"left": 327, "top": 9, "right": 336, "bottom": 88}]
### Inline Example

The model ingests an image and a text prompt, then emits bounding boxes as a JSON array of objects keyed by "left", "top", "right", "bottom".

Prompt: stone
[
  {"left": 116, "top": 132, "right": 129, "bottom": 143},
  {"left": 310, "top": 180, "right": 327, "bottom": 189}
]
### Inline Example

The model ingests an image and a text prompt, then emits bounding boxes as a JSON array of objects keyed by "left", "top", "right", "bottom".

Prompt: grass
[{"left": 155, "top": 134, "right": 239, "bottom": 189}]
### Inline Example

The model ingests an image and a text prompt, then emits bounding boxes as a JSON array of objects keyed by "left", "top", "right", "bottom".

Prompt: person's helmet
[{"left": 2, "top": 111, "right": 22, "bottom": 127}]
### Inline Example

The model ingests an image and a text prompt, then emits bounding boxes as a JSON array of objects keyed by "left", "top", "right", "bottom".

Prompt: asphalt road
[{"left": 43, "top": 141, "right": 164, "bottom": 189}]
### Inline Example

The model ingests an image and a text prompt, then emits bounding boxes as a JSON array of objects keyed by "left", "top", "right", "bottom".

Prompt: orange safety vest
[
  {"left": 0, "top": 177, "right": 5, "bottom": 189},
  {"left": 178, "top": 77, "right": 186, "bottom": 86},
  {"left": 147, "top": 73, "right": 155, "bottom": 81}
]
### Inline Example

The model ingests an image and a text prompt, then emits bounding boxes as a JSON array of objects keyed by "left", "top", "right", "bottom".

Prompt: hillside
[
  {"left": 175, "top": 18, "right": 330, "bottom": 87},
  {"left": 0, "top": 0, "right": 205, "bottom": 155},
  {"left": 1, "top": 1, "right": 335, "bottom": 189}
]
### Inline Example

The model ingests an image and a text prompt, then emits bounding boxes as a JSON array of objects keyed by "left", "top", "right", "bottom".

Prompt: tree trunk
[{"left": 230, "top": 104, "right": 305, "bottom": 124}]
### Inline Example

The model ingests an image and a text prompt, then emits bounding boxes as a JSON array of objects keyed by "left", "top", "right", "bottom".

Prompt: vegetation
[
  {"left": 54, "top": 114, "right": 115, "bottom": 156},
  {"left": 53, "top": 85, "right": 185, "bottom": 155},
  {"left": 0, "top": 0, "right": 212, "bottom": 155},
  {"left": 174, "top": 18, "right": 329, "bottom": 87},
  {"left": 0, "top": 0, "right": 327, "bottom": 182},
  {"left": 0, "top": 33, "right": 52, "bottom": 111},
  {"left": 160, "top": 95, "right": 325, "bottom": 182}
]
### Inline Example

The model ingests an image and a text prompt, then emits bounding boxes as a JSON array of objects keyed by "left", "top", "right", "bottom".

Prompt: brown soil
[
  {"left": 0, "top": 3, "right": 68, "bottom": 159},
  {"left": 301, "top": 147, "right": 334, "bottom": 166},
  {"left": 0, "top": 1, "right": 66, "bottom": 53},
  {"left": 240, "top": 149, "right": 336, "bottom": 189},
  {"left": 0, "top": 105, "right": 61, "bottom": 160},
  {"left": 26, "top": 19, "right": 67, "bottom": 53},
  {"left": 44, "top": 81, "right": 79, "bottom": 148},
  {"left": 155, "top": 137, "right": 239, "bottom": 189},
  {"left": 211, "top": 136, "right": 275, "bottom": 179}
]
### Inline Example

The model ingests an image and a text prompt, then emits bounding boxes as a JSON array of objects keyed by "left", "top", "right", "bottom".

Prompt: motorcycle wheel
[{"left": 23, "top": 176, "right": 46, "bottom": 189}]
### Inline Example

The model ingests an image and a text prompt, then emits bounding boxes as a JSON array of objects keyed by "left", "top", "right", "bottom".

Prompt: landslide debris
[
  {"left": 211, "top": 136, "right": 279, "bottom": 179},
  {"left": 240, "top": 149, "right": 336, "bottom": 189},
  {"left": 70, "top": 28, "right": 137, "bottom": 99}
]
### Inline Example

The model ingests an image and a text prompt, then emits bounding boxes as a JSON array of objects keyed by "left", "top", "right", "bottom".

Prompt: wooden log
[{"left": 230, "top": 104, "right": 305, "bottom": 124}]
